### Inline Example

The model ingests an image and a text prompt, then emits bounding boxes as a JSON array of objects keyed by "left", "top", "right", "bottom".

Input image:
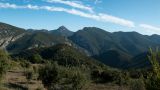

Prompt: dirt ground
[
  {"left": 1, "top": 70, "right": 45, "bottom": 90},
  {"left": 0, "top": 70, "right": 129, "bottom": 90}
]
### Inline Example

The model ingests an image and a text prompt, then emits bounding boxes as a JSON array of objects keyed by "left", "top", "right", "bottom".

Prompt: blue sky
[{"left": 0, "top": 0, "right": 160, "bottom": 35}]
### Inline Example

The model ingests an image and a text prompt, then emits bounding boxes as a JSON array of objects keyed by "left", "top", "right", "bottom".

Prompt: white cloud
[
  {"left": 94, "top": 0, "right": 102, "bottom": 4},
  {"left": 0, "top": 3, "right": 19, "bottom": 8},
  {"left": 0, "top": 2, "right": 135, "bottom": 28},
  {"left": 45, "top": 0, "right": 93, "bottom": 13},
  {"left": 98, "top": 13, "right": 135, "bottom": 27},
  {"left": 27, "top": 4, "right": 40, "bottom": 10},
  {"left": 140, "top": 24, "right": 160, "bottom": 32}
]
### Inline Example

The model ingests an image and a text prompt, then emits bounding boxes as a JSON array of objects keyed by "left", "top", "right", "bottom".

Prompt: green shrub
[
  {"left": 91, "top": 69, "right": 102, "bottom": 82},
  {"left": 39, "top": 62, "right": 60, "bottom": 89},
  {"left": 20, "top": 60, "right": 31, "bottom": 69},
  {"left": 39, "top": 62, "right": 90, "bottom": 90},
  {"left": 70, "top": 70, "right": 89, "bottom": 90},
  {"left": 115, "top": 71, "right": 130, "bottom": 85},
  {"left": 145, "top": 48, "right": 160, "bottom": 90},
  {"left": 129, "top": 70, "right": 143, "bottom": 79},
  {"left": 129, "top": 79, "right": 145, "bottom": 90},
  {"left": 91, "top": 69, "right": 128, "bottom": 84},
  {"left": 0, "top": 49, "right": 10, "bottom": 81},
  {"left": 146, "top": 75, "right": 160, "bottom": 90},
  {"left": 30, "top": 54, "right": 43, "bottom": 63},
  {"left": 25, "top": 69, "right": 34, "bottom": 82}
]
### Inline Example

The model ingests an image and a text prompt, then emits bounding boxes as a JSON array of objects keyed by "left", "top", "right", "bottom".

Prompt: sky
[{"left": 0, "top": 0, "right": 160, "bottom": 35}]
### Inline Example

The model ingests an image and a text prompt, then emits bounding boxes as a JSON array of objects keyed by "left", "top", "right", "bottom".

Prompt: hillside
[
  {"left": 1, "top": 22, "right": 160, "bottom": 68},
  {"left": 93, "top": 50, "right": 132, "bottom": 68},
  {"left": 69, "top": 27, "right": 114, "bottom": 55},
  {"left": 70, "top": 27, "right": 160, "bottom": 56},
  {"left": 13, "top": 44, "right": 105, "bottom": 69},
  {"left": 7, "top": 31, "right": 71, "bottom": 53},
  {"left": 0, "top": 22, "right": 26, "bottom": 48}
]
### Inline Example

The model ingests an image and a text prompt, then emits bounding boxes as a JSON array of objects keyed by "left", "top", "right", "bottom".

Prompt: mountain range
[{"left": 0, "top": 22, "right": 159, "bottom": 68}]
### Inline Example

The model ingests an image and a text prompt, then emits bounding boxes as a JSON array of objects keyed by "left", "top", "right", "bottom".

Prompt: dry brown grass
[
  {"left": 1, "top": 69, "right": 45, "bottom": 90},
  {"left": 88, "top": 83, "right": 129, "bottom": 90},
  {"left": 1, "top": 63, "right": 130, "bottom": 90},
  {"left": 8, "top": 71, "right": 42, "bottom": 89},
  {"left": 1, "top": 70, "right": 130, "bottom": 90}
]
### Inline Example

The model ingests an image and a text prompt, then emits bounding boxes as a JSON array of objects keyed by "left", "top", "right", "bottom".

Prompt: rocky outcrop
[
  {"left": 0, "top": 22, "right": 26, "bottom": 49},
  {"left": 0, "top": 33, "right": 25, "bottom": 48}
]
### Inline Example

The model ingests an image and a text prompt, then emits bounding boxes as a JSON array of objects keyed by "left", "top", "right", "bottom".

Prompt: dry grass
[
  {"left": 1, "top": 69, "right": 45, "bottom": 90},
  {"left": 1, "top": 70, "right": 130, "bottom": 90},
  {"left": 8, "top": 71, "right": 42, "bottom": 89},
  {"left": 0, "top": 63, "right": 130, "bottom": 90},
  {"left": 88, "top": 83, "right": 129, "bottom": 90}
]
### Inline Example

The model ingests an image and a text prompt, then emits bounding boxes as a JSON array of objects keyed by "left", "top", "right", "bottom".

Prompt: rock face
[
  {"left": 0, "top": 37, "right": 18, "bottom": 48},
  {"left": 0, "top": 32, "right": 25, "bottom": 48},
  {"left": 0, "top": 22, "right": 26, "bottom": 49}
]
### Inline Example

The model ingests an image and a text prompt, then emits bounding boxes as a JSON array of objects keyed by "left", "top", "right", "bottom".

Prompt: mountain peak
[
  {"left": 50, "top": 26, "right": 73, "bottom": 37},
  {"left": 57, "top": 26, "right": 69, "bottom": 32}
]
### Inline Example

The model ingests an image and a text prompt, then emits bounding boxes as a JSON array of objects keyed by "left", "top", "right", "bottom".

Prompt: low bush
[
  {"left": 39, "top": 62, "right": 90, "bottom": 90},
  {"left": 145, "top": 49, "right": 160, "bottom": 90},
  {"left": 30, "top": 54, "right": 43, "bottom": 63},
  {"left": 129, "top": 79, "right": 145, "bottom": 90},
  {"left": 0, "top": 49, "right": 10, "bottom": 81}
]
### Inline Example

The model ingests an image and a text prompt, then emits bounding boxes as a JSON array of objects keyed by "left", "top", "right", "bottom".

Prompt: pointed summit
[
  {"left": 57, "top": 26, "right": 69, "bottom": 32},
  {"left": 50, "top": 26, "right": 73, "bottom": 37},
  {"left": 58, "top": 26, "right": 67, "bottom": 29}
]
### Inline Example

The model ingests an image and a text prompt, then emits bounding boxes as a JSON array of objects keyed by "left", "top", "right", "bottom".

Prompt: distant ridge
[{"left": 1, "top": 22, "right": 160, "bottom": 68}]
